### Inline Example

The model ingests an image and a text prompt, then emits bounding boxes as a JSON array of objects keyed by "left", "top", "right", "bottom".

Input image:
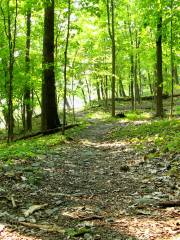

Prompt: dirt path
[{"left": 0, "top": 119, "right": 179, "bottom": 240}]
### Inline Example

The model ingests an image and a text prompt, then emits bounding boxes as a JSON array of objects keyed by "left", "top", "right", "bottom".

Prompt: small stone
[
  {"left": 84, "top": 233, "right": 93, "bottom": 240},
  {"left": 28, "top": 217, "right": 36, "bottom": 223},
  {"left": 106, "top": 217, "right": 114, "bottom": 223},
  {"left": 55, "top": 200, "right": 63, "bottom": 206},
  {"left": 18, "top": 217, "right": 26, "bottom": 222},
  {"left": 94, "top": 234, "right": 101, "bottom": 240}
]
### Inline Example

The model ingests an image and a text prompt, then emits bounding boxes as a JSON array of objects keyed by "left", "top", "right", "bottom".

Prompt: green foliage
[
  {"left": 0, "top": 133, "right": 66, "bottom": 161},
  {"left": 112, "top": 119, "right": 180, "bottom": 154}
]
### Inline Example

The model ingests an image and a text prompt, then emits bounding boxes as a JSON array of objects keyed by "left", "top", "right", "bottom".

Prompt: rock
[
  {"left": 105, "top": 217, "right": 115, "bottom": 223},
  {"left": 84, "top": 233, "right": 93, "bottom": 240},
  {"left": 18, "top": 217, "right": 26, "bottom": 222},
  {"left": 135, "top": 196, "right": 156, "bottom": 205},
  {"left": 94, "top": 234, "right": 101, "bottom": 240},
  {"left": 55, "top": 200, "right": 63, "bottom": 206},
  {"left": 28, "top": 217, "right": 37, "bottom": 223},
  {"left": 45, "top": 208, "right": 59, "bottom": 216}
]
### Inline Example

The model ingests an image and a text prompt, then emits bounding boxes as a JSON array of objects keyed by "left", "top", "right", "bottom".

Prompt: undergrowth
[
  {"left": 0, "top": 123, "right": 87, "bottom": 162},
  {"left": 112, "top": 119, "right": 180, "bottom": 155}
]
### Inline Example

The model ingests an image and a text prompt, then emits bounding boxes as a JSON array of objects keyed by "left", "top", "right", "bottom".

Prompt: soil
[{"left": 0, "top": 118, "right": 180, "bottom": 240}]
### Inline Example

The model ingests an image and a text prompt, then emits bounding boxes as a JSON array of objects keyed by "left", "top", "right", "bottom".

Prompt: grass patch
[
  {"left": 125, "top": 111, "right": 152, "bottom": 121},
  {"left": 112, "top": 119, "right": 180, "bottom": 154},
  {"left": 0, "top": 119, "right": 89, "bottom": 162},
  {"left": 0, "top": 133, "right": 66, "bottom": 161}
]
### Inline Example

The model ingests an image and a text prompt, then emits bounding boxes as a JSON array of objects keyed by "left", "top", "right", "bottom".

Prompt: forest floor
[{"left": 0, "top": 110, "right": 180, "bottom": 240}]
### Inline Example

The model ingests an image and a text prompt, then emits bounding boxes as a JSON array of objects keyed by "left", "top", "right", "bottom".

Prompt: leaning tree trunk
[
  {"left": 155, "top": 15, "right": 163, "bottom": 117},
  {"left": 41, "top": 0, "right": 60, "bottom": 131}
]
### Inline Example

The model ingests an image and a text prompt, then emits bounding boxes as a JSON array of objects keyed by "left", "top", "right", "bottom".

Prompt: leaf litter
[{"left": 0, "top": 118, "right": 179, "bottom": 240}]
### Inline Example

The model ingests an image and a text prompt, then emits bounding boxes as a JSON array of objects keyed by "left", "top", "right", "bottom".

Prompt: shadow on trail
[{"left": 0, "top": 118, "right": 178, "bottom": 239}]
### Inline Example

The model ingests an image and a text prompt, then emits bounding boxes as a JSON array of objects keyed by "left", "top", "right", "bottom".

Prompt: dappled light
[{"left": 0, "top": 0, "right": 179, "bottom": 238}]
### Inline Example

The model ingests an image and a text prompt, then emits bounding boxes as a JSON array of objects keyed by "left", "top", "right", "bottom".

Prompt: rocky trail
[{"left": 0, "top": 118, "right": 180, "bottom": 240}]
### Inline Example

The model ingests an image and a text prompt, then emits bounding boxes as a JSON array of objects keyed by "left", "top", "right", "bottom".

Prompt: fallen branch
[
  {"left": 115, "top": 94, "right": 180, "bottom": 102},
  {"left": 158, "top": 200, "right": 180, "bottom": 208},
  {"left": 19, "top": 222, "right": 65, "bottom": 234},
  {"left": 15, "top": 124, "right": 79, "bottom": 141}
]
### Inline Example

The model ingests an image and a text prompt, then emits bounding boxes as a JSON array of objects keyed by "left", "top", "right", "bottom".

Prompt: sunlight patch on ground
[
  {"left": 80, "top": 139, "right": 129, "bottom": 148},
  {"left": 112, "top": 216, "right": 180, "bottom": 240}
]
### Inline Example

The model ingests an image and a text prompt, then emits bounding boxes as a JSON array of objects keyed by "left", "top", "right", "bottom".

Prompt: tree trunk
[
  {"left": 111, "top": 0, "right": 116, "bottom": 117},
  {"left": 24, "top": 10, "right": 32, "bottom": 132},
  {"left": 100, "top": 79, "right": 105, "bottom": 99},
  {"left": 170, "top": 0, "right": 174, "bottom": 117},
  {"left": 41, "top": 0, "right": 60, "bottom": 131},
  {"left": 106, "top": 0, "right": 116, "bottom": 117},
  {"left": 2, "top": 0, "right": 18, "bottom": 142},
  {"left": 96, "top": 81, "right": 101, "bottom": 101},
  {"left": 130, "top": 55, "right": 135, "bottom": 110},
  {"left": 155, "top": 15, "right": 163, "bottom": 117},
  {"left": 62, "top": 0, "right": 71, "bottom": 134},
  {"left": 174, "top": 65, "right": 178, "bottom": 84},
  {"left": 85, "top": 78, "right": 91, "bottom": 104},
  {"left": 105, "top": 75, "right": 108, "bottom": 108}
]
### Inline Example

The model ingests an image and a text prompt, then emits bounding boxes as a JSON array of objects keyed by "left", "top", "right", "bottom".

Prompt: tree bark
[
  {"left": 24, "top": 10, "right": 32, "bottom": 132},
  {"left": 155, "top": 15, "right": 164, "bottom": 117},
  {"left": 42, "top": 0, "right": 60, "bottom": 131},
  {"left": 170, "top": 0, "right": 174, "bottom": 117},
  {"left": 106, "top": 0, "right": 116, "bottom": 117},
  {"left": 1, "top": 0, "right": 18, "bottom": 142},
  {"left": 96, "top": 81, "right": 101, "bottom": 101},
  {"left": 62, "top": 0, "right": 71, "bottom": 134}
]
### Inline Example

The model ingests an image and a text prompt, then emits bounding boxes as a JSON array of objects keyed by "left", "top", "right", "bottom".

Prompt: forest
[{"left": 0, "top": 0, "right": 180, "bottom": 239}]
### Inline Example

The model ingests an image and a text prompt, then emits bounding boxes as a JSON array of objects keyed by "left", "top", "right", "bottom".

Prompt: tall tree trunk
[
  {"left": 106, "top": 0, "right": 116, "bottom": 117},
  {"left": 105, "top": 75, "right": 108, "bottom": 108},
  {"left": 41, "top": 0, "right": 60, "bottom": 131},
  {"left": 118, "top": 75, "right": 126, "bottom": 97},
  {"left": 111, "top": 0, "right": 116, "bottom": 116},
  {"left": 130, "top": 55, "right": 135, "bottom": 110},
  {"left": 96, "top": 81, "right": 101, "bottom": 101},
  {"left": 170, "top": 0, "right": 174, "bottom": 117},
  {"left": 155, "top": 15, "right": 163, "bottom": 117},
  {"left": 62, "top": 0, "right": 71, "bottom": 134},
  {"left": 100, "top": 79, "right": 105, "bottom": 99},
  {"left": 1, "top": 0, "right": 18, "bottom": 142},
  {"left": 134, "top": 32, "right": 140, "bottom": 103},
  {"left": 174, "top": 65, "right": 178, "bottom": 84},
  {"left": 24, "top": 10, "right": 32, "bottom": 132},
  {"left": 85, "top": 78, "right": 91, "bottom": 104}
]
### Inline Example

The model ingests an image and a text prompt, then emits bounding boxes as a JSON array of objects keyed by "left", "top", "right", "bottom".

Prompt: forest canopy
[{"left": 0, "top": 0, "right": 179, "bottom": 141}]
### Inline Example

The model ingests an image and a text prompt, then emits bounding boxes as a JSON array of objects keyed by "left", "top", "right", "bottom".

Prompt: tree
[
  {"left": 23, "top": 8, "right": 33, "bottom": 132},
  {"left": 41, "top": 0, "right": 60, "bottom": 131},
  {"left": 106, "top": 0, "right": 116, "bottom": 117},
  {"left": 155, "top": 11, "right": 163, "bottom": 117},
  {"left": 62, "top": 0, "right": 71, "bottom": 134},
  {"left": 1, "top": 0, "right": 18, "bottom": 142}
]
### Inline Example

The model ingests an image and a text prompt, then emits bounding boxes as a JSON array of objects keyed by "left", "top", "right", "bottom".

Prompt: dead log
[
  {"left": 115, "top": 93, "right": 180, "bottom": 102},
  {"left": 158, "top": 200, "right": 180, "bottom": 208},
  {"left": 15, "top": 124, "right": 79, "bottom": 141}
]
